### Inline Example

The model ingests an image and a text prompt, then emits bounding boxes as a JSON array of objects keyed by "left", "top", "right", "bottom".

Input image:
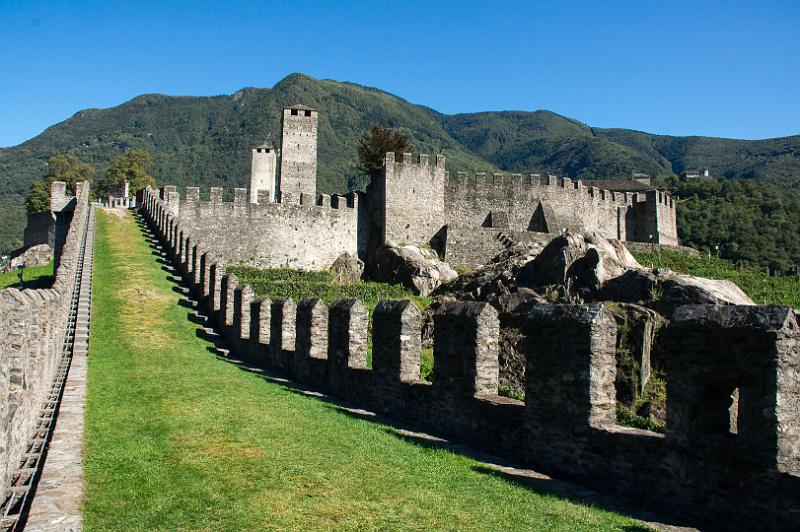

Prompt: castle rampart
[
  {"left": 154, "top": 185, "right": 362, "bottom": 270},
  {"left": 144, "top": 200, "right": 800, "bottom": 529},
  {"left": 0, "top": 181, "right": 91, "bottom": 500}
]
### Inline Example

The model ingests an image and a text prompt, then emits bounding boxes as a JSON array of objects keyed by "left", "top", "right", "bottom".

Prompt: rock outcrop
[
  {"left": 10, "top": 244, "right": 52, "bottom": 269},
  {"left": 371, "top": 242, "right": 458, "bottom": 296},
  {"left": 330, "top": 252, "right": 364, "bottom": 285}
]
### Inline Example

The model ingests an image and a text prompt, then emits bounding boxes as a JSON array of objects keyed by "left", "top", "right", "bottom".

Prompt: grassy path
[{"left": 83, "top": 209, "right": 643, "bottom": 530}]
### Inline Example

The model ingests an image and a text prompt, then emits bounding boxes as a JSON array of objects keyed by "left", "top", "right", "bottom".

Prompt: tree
[
  {"left": 24, "top": 153, "right": 95, "bottom": 214},
  {"left": 98, "top": 149, "right": 156, "bottom": 196},
  {"left": 25, "top": 180, "right": 51, "bottom": 214},
  {"left": 356, "top": 124, "right": 414, "bottom": 178},
  {"left": 44, "top": 153, "right": 95, "bottom": 194}
]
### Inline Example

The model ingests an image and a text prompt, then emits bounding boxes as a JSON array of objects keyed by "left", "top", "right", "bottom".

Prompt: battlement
[
  {"left": 444, "top": 171, "right": 675, "bottom": 208},
  {"left": 383, "top": 151, "right": 446, "bottom": 169},
  {"left": 143, "top": 203, "right": 800, "bottom": 529},
  {"left": 145, "top": 186, "right": 361, "bottom": 271},
  {"left": 161, "top": 185, "right": 360, "bottom": 212}
]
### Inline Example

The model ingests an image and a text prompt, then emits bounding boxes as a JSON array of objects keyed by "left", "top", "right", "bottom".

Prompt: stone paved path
[{"left": 25, "top": 206, "right": 96, "bottom": 531}]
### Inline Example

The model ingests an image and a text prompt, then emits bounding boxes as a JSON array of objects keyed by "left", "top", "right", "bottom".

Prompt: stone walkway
[{"left": 24, "top": 206, "right": 96, "bottom": 531}]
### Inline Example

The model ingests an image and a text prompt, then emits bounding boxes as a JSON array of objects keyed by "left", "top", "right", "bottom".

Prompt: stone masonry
[
  {"left": 143, "top": 187, "right": 799, "bottom": 531},
  {"left": 151, "top": 103, "right": 678, "bottom": 274},
  {"left": 0, "top": 181, "right": 92, "bottom": 515}
]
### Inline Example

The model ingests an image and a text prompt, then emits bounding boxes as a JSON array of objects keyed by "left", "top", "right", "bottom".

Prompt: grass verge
[
  {"left": 83, "top": 208, "right": 644, "bottom": 530},
  {"left": 0, "top": 260, "right": 53, "bottom": 290}
]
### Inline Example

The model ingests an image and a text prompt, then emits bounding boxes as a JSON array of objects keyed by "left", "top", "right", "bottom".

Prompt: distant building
[
  {"left": 681, "top": 168, "right": 711, "bottom": 180},
  {"left": 631, "top": 172, "right": 652, "bottom": 185}
]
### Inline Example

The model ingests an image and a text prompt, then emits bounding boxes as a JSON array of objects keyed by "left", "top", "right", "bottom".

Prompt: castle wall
[
  {"left": 373, "top": 152, "right": 446, "bottom": 247},
  {"left": 444, "top": 174, "right": 633, "bottom": 241},
  {"left": 147, "top": 206, "right": 800, "bottom": 530},
  {"left": 627, "top": 190, "right": 679, "bottom": 246},
  {"left": 0, "top": 181, "right": 91, "bottom": 499},
  {"left": 279, "top": 107, "right": 318, "bottom": 200},
  {"left": 156, "top": 186, "right": 361, "bottom": 270},
  {"left": 442, "top": 225, "right": 553, "bottom": 269}
]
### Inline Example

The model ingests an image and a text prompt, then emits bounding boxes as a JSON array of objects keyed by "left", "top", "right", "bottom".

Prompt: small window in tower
[
  {"left": 291, "top": 109, "right": 299, "bottom": 116},
  {"left": 304, "top": 110, "right": 312, "bottom": 117}
]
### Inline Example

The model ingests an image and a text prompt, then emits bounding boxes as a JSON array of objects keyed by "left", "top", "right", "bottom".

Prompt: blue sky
[{"left": 0, "top": 0, "right": 798, "bottom": 147}]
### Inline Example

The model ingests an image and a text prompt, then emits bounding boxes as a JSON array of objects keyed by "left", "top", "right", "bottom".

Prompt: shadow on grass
[
  {"left": 2, "top": 275, "right": 55, "bottom": 290},
  {"left": 132, "top": 209, "right": 687, "bottom": 531}
]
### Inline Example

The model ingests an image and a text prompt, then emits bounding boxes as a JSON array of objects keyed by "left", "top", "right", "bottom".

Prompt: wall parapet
[
  {"left": 0, "top": 180, "right": 91, "bottom": 501},
  {"left": 445, "top": 171, "right": 664, "bottom": 208},
  {"left": 144, "top": 197, "right": 800, "bottom": 531}
]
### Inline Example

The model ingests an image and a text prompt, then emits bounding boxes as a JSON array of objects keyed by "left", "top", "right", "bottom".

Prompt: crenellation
[
  {"left": 219, "top": 273, "right": 239, "bottom": 327},
  {"left": 233, "top": 284, "right": 253, "bottom": 341},
  {"left": 233, "top": 188, "right": 247, "bottom": 205},
  {"left": 295, "top": 298, "right": 329, "bottom": 380},
  {"left": 270, "top": 298, "right": 296, "bottom": 370},
  {"left": 372, "top": 300, "right": 422, "bottom": 383},
  {"left": 328, "top": 299, "right": 369, "bottom": 370},
  {"left": 209, "top": 187, "right": 223, "bottom": 204},
  {"left": 432, "top": 301, "right": 499, "bottom": 397},
  {"left": 525, "top": 304, "right": 618, "bottom": 431},
  {"left": 185, "top": 187, "right": 200, "bottom": 203},
  {"left": 249, "top": 298, "right": 271, "bottom": 346}
]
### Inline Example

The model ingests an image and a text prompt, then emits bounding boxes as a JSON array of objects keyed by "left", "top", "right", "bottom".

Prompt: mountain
[
  {"left": 1, "top": 72, "right": 799, "bottom": 254},
  {"left": 436, "top": 111, "right": 800, "bottom": 190}
]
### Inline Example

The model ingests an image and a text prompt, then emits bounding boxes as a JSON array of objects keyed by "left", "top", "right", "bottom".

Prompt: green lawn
[
  {"left": 0, "top": 260, "right": 53, "bottom": 290},
  {"left": 632, "top": 249, "right": 800, "bottom": 308},
  {"left": 83, "top": 208, "right": 645, "bottom": 530}
]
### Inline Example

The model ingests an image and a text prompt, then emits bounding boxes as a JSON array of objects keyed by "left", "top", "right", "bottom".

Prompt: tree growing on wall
[
  {"left": 97, "top": 149, "right": 156, "bottom": 196},
  {"left": 24, "top": 153, "right": 96, "bottom": 214},
  {"left": 356, "top": 124, "right": 414, "bottom": 179}
]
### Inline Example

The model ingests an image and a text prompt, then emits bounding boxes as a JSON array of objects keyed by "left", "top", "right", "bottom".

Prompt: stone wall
[
  {"left": 155, "top": 186, "right": 362, "bottom": 270},
  {"left": 0, "top": 181, "right": 91, "bottom": 497},
  {"left": 147, "top": 200, "right": 800, "bottom": 531},
  {"left": 371, "top": 152, "right": 447, "bottom": 248},
  {"left": 626, "top": 190, "right": 679, "bottom": 245},
  {"left": 443, "top": 173, "right": 678, "bottom": 248},
  {"left": 442, "top": 225, "right": 554, "bottom": 270}
]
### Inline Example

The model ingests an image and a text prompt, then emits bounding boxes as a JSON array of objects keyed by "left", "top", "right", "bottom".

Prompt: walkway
[{"left": 25, "top": 205, "right": 96, "bottom": 531}]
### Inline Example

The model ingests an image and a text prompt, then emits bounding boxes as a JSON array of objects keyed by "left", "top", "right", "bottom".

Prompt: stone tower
[
  {"left": 250, "top": 143, "right": 277, "bottom": 203},
  {"left": 279, "top": 105, "right": 318, "bottom": 201},
  {"left": 375, "top": 152, "right": 447, "bottom": 248}
]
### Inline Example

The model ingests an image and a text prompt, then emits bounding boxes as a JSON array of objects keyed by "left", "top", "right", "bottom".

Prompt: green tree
[
  {"left": 24, "top": 180, "right": 51, "bottom": 214},
  {"left": 98, "top": 149, "right": 156, "bottom": 196},
  {"left": 24, "top": 153, "right": 95, "bottom": 214},
  {"left": 357, "top": 124, "right": 414, "bottom": 178},
  {"left": 45, "top": 153, "right": 95, "bottom": 194}
]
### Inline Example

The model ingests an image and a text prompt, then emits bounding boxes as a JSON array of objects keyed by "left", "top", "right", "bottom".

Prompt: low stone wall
[
  {"left": 145, "top": 192, "right": 800, "bottom": 531},
  {"left": 0, "top": 182, "right": 91, "bottom": 496}
]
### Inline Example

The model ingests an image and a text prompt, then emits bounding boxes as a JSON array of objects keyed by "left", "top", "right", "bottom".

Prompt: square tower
[
  {"left": 250, "top": 143, "right": 277, "bottom": 203},
  {"left": 279, "top": 105, "right": 318, "bottom": 200}
]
